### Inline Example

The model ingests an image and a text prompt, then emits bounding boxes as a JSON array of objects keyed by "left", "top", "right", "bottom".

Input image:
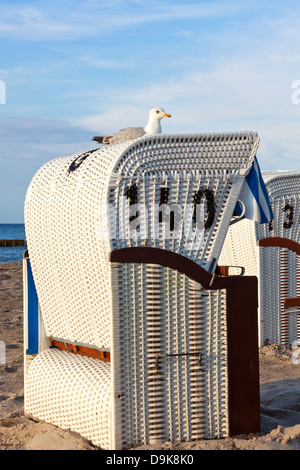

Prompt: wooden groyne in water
[{"left": 0, "top": 240, "right": 26, "bottom": 247}]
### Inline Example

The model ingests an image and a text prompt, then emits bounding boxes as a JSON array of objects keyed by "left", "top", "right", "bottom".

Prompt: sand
[{"left": 1, "top": 261, "right": 300, "bottom": 451}]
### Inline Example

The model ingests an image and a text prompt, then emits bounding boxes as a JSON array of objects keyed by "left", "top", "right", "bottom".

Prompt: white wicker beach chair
[
  {"left": 24, "top": 132, "right": 261, "bottom": 449},
  {"left": 219, "top": 170, "right": 300, "bottom": 347}
]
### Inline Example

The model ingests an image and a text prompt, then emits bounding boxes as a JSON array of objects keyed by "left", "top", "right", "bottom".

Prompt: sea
[{"left": 0, "top": 224, "right": 26, "bottom": 263}]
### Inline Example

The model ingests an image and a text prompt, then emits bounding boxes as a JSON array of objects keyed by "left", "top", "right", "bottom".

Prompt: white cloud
[
  {"left": 78, "top": 54, "right": 135, "bottom": 71},
  {"left": 0, "top": 117, "right": 91, "bottom": 159},
  {"left": 71, "top": 45, "right": 300, "bottom": 171},
  {"left": 0, "top": 1, "right": 258, "bottom": 40},
  {"left": 0, "top": 5, "right": 74, "bottom": 39},
  {"left": 2, "top": 1, "right": 300, "bottom": 171}
]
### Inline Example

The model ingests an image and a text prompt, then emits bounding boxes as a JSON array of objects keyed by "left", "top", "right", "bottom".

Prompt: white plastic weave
[
  {"left": 25, "top": 263, "right": 229, "bottom": 449},
  {"left": 111, "top": 263, "right": 229, "bottom": 447},
  {"left": 24, "top": 132, "right": 259, "bottom": 350},
  {"left": 25, "top": 349, "right": 112, "bottom": 449},
  {"left": 219, "top": 170, "right": 300, "bottom": 345},
  {"left": 24, "top": 132, "right": 259, "bottom": 448}
]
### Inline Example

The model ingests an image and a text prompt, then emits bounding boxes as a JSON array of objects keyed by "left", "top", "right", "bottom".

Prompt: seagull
[{"left": 92, "top": 107, "right": 171, "bottom": 145}]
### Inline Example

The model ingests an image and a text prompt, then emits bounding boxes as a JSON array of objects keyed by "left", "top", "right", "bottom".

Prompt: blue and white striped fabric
[{"left": 235, "top": 156, "right": 274, "bottom": 223}]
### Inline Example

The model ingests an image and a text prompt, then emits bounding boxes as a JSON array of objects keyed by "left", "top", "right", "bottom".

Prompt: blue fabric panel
[
  {"left": 26, "top": 259, "right": 39, "bottom": 355},
  {"left": 234, "top": 156, "right": 274, "bottom": 223}
]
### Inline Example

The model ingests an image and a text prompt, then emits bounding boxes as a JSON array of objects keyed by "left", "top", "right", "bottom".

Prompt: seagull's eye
[{"left": 156, "top": 110, "right": 160, "bottom": 113}]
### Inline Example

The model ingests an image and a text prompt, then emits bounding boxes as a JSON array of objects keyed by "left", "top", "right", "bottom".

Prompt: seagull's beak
[{"left": 162, "top": 113, "right": 171, "bottom": 118}]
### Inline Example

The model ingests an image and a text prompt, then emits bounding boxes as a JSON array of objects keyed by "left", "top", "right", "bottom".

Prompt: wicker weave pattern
[
  {"left": 218, "top": 217, "right": 259, "bottom": 276},
  {"left": 25, "top": 349, "right": 112, "bottom": 449},
  {"left": 111, "top": 262, "right": 229, "bottom": 448},
  {"left": 24, "top": 133, "right": 258, "bottom": 350},
  {"left": 259, "top": 246, "right": 300, "bottom": 345},
  {"left": 24, "top": 132, "right": 260, "bottom": 448},
  {"left": 109, "top": 132, "right": 259, "bottom": 269},
  {"left": 219, "top": 170, "right": 300, "bottom": 345}
]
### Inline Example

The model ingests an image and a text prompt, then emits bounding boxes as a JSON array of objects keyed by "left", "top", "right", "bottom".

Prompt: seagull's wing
[
  {"left": 92, "top": 135, "right": 114, "bottom": 144},
  {"left": 93, "top": 126, "right": 146, "bottom": 145},
  {"left": 110, "top": 126, "right": 146, "bottom": 143}
]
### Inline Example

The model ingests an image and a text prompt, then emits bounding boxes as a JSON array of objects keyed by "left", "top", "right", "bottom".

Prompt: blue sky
[{"left": 0, "top": 0, "right": 300, "bottom": 222}]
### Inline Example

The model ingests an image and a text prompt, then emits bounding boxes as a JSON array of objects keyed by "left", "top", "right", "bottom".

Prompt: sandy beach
[{"left": 1, "top": 261, "right": 300, "bottom": 451}]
